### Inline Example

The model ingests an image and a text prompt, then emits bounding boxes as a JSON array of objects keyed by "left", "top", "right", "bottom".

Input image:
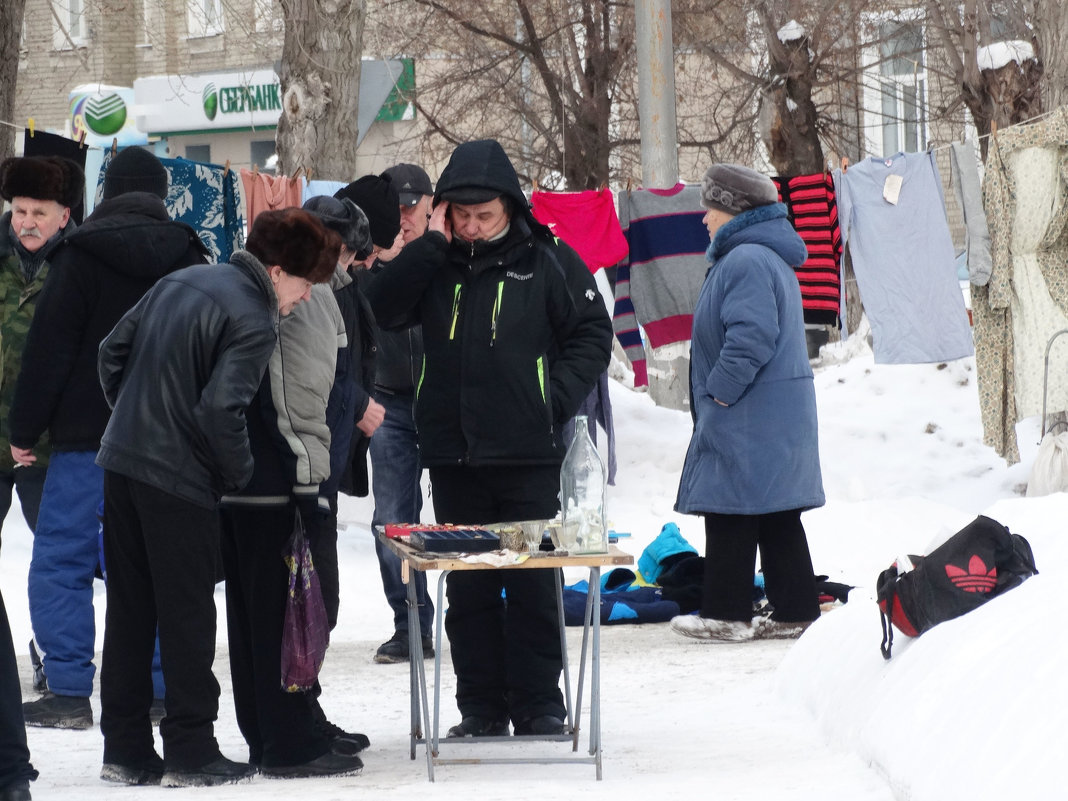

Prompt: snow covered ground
[{"left": 1, "top": 333, "right": 1060, "bottom": 800}]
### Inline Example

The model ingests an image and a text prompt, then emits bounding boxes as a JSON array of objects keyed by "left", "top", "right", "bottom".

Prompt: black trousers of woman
[
  {"left": 100, "top": 472, "right": 224, "bottom": 771},
  {"left": 702, "top": 509, "right": 820, "bottom": 623},
  {"left": 219, "top": 504, "right": 329, "bottom": 768},
  {"left": 429, "top": 465, "right": 565, "bottom": 726}
]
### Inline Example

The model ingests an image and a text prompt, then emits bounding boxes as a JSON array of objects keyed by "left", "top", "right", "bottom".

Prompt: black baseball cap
[{"left": 382, "top": 163, "right": 432, "bottom": 207}]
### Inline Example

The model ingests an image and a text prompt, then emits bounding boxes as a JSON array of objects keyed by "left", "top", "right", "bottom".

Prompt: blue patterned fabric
[{"left": 96, "top": 152, "right": 244, "bottom": 263}]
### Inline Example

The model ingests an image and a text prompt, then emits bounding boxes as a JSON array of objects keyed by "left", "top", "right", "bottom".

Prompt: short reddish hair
[{"left": 245, "top": 208, "right": 339, "bottom": 284}]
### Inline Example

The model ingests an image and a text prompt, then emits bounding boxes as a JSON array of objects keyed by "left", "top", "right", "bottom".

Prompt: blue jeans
[
  {"left": 369, "top": 390, "right": 433, "bottom": 634},
  {"left": 27, "top": 451, "right": 103, "bottom": 697}
]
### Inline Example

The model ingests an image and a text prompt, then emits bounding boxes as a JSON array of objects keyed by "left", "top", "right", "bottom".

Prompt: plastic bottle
[{"left": 559, "top": 415, "right": 608, "bottom": 554}]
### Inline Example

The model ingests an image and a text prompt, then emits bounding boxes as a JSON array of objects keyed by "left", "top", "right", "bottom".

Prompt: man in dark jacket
[
  {"left": 9, "top": 147, "right": 208, "bottom": 731},
  {"left": 364, "top": 163, "right": 434, "bottom": 665},
  {"left": 367, "top": 139, "right": 613, "bottom": 738},
  {"left": 94, "top": 208, "right": 336, "bottom": 788}
]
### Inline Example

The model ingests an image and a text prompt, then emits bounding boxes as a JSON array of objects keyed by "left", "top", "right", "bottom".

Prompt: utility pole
[{"left": 634, "top": 0, "right": 679, "bottom": 189}]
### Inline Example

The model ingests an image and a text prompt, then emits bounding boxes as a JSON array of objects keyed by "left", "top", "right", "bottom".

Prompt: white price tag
[{"left": 883, "top": 174, "right": 903, "bottom": 205}]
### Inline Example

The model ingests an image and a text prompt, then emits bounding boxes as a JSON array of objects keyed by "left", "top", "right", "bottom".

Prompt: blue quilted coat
[{"left": 675, "top": 203, "right": 825, "bottom": 515}]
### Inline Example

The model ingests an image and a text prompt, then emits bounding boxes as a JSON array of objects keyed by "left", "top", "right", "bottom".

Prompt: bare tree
[
  {"left": 275, "top": 0, "right": 365, "bottom": 178},
  {"left": 926, "top": 0, "right": 1059, "bottom": 159},
  {"left": 1, "top": 0, "right": 28, "bottom": 164}
]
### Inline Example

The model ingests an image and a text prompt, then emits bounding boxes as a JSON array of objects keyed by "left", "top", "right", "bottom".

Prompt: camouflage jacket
[{"left": 0, "top": 212, "right": 66, "bottom": 472}]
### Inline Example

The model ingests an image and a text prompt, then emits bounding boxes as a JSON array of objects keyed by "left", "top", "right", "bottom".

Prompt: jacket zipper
[
  {"left": 490, "top": 280, "right": 504, "bottom": 347},
  {"left": 449, "top": 284, "right": 462, "bottom": 340}
]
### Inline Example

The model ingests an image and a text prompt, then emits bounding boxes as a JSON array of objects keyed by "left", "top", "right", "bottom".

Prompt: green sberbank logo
[
  {"left": 83, "top": 93, "right": 127, "bottom": 136},
  {"left": 202, "top": 82, "right": 219, "bottom": 121}
]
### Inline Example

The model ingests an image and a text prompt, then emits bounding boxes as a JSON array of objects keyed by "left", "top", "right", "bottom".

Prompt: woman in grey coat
[{"left": 672, "top": 164, "right": 824, "bottom": 642}]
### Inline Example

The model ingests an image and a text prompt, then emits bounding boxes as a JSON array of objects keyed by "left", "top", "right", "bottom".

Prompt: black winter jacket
[
  {"left": 96, "top": 250, "right": 279, "bottom": 509},
  {"left": 9, "top": 192, "right": 208, "bottom": 453},
  {"left": 367, "top": 220, "right": 612, "bottom": 467},
  {"left": 361, "top": 263, "right": 422, "bottom": 395}
]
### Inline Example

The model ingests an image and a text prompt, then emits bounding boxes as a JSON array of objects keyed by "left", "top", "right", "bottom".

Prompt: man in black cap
[
  {"left": 364, "top": 163, "right": 435, "bottom": 664},
  {"left": 0, "top": 155, "right": 83, "bottom": 550},
  {"left": 9, "top": 146, "right": 208, "bottom": 731},
  {"left": 367, "top": 139, "right": 612, "bottom": 738}
]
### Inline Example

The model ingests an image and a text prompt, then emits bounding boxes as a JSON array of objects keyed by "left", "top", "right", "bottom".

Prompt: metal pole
[{"left": 634, "top": 0, "right": 679, "bottom": 188}]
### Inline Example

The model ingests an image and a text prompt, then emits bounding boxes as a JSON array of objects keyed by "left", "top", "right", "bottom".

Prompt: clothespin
[
  {"left": 77, "top": 130, "right": 87, "bottom": 149},
  {"left": 251, "top": 162, "right": 257, "bottom": 175},
  {"left": 111, "top": 138, "right": 118, "bottom": 156},
  {"left": 625, "top": 177, "right": 632, "bottom": 193},
  {"left": 28, "top": 118, "right": 35, "bottom": 137},
  {"left": 991, "top": 119, "right": 999, "bottom": 137},
  {"left": 840, "top": 156, "right": 849, "bottom": 172},
  {"left": 533, "top": 179, "right": 540, "bottom": 193},
  {"left": 224, "top": 159, "right": 231, "bottom": 177},
  {"left": 291, "top": 165, "right": 304, "bottom": 181}
]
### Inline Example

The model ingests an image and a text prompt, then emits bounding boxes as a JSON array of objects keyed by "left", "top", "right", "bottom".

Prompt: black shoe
[
  {"left": 149, "top": 698, "right": 166, "bottom": 725},
  {"left": 22, "top": 691, "right": 92, "bottom": 729},
  {"left": 0, "top": 780, "right": 31, "bottom": 801},
  {"left": 446, "top": 716, "right": 509, "bottom": 738},
  {"left": 261, "top": 751, "right": 363, "bottom": 779},
  {"left": 514, "top": 715, "right": 567, "bottom": 736},
  {"left": 100, "top": 752, "right": 164, "bottom": 786},
  {"left": 374, "top": 631, "right": 434, "bottom": 663},
  {"left": 161, "top": 756, "right": 253, "bottom": 787},
  {"left": 318, "top": 718, "right": 370, "bottom": 754},
  {"left": 28, "top": 641, "right": 46, "bottom": 694}
]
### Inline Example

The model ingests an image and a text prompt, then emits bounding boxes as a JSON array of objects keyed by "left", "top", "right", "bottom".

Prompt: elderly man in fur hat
[{"left": 0, "top": 156, "right": 83, "bottom": 550}]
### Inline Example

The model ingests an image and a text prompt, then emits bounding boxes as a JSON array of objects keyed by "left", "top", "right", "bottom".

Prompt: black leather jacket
[{"left": 96, "top": 250, "right": 278, "bottom": 509}]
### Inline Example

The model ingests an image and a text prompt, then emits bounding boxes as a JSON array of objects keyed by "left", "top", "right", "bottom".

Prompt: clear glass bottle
[{"left": 559, "top": 415, "right": 608, "bottom": 554}]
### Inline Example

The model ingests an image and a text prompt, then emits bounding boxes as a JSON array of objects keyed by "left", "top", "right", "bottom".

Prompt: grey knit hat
[{"left": 700, "top": 164, "right": 778, "bottom": 215}]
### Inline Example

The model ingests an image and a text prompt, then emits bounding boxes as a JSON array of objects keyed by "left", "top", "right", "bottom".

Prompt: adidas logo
[{"left": 945, "top": 555, "right": 997, "bottom": 593}]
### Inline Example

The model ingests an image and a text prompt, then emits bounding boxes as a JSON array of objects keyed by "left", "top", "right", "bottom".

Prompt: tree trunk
[
  {"left": 276, "top": 0, "right": 365, "bottom": 180},
  {"left": 0, "top": 0, "right": 27, "bottom": 164},
  {"left": 761, "top": 33, "right": 825, "bottom": 175}
]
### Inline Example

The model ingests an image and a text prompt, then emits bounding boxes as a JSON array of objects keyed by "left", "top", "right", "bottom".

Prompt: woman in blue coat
[{"left": 673, "top": 164, "right": 824, "bottom": 642}]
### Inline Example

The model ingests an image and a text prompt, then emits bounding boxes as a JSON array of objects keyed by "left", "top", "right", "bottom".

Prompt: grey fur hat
[
  {"left": 302, "top": 195, "right": 373, "bottom": 260},
  {"left": 700, "top": 164, "right": 778, "bottom": 215}
]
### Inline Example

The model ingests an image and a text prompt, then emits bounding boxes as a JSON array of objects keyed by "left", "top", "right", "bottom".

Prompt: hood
[
  {"left": 434, "top": 140, "right": 550, "bottom": 236},
  {"left": 708, "top": 203, "right": 807, "bottom": 267},
  {"left": 56, "top": 192, "right": 209, "bottom": 280}
]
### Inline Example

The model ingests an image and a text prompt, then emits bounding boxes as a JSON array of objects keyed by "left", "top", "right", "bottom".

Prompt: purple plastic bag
[{"left": 280, "top": 514, "right": 329, "bottom": 692}]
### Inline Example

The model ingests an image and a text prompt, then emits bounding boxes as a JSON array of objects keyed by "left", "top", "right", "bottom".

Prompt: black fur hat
[{"left": 0, "top": 156, "right": 84, "bottom": 208}]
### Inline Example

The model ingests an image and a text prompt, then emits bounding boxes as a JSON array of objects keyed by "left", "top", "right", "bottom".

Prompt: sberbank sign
[{"left": 203, "top": 81, "right": 281, "bottom": 120}]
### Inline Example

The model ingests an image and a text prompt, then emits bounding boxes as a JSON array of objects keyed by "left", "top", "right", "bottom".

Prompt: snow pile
[{"left": 977, "top": 40, "right": 1035, "bottom": 71}]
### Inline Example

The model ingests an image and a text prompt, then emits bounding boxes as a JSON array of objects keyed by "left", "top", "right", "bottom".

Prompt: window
[
  {"left": 250, "top": 140, "right": 276, "bottom": 171},
  {"left": 877, "top": 21, "right": 926, "bottom": 155},
  {"left": 52, "top": 0, "right": 88, "bottom": 50},
  {"left": 186, "top": 0, "right": 223, "bottom": 37},
  {"left": 185, "top": 144, "right": 211, "bottom": 163}
]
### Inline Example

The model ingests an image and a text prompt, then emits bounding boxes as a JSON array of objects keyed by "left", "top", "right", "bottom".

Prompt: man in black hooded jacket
[
  {"left": 367, "top": 139, "right": 612, "bottom": 738},
  {"left": 9, "top": 148, "right": 208, "bottom": 731}
]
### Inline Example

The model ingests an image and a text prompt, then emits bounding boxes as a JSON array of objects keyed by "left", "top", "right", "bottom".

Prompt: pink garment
[
  {"left": 531, "top": 188, "right": 628, "bottom": 272},
  {"left": 240, "top": 169, "right": 304, "bottom": 224}
]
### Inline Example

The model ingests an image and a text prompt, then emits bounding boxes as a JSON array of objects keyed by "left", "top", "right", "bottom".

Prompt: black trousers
[
  {"left": 0, "top": 588, "right": 36, "bottom": 790},
  {"left": 99, "top": 472, "right": 223, "bottom": 770},
  {"left": 702, "top": 509, "right": 820, "bottom": 623},
  {"left": 219, "top": 504, "right": 329, "bottom": 768},
  {"left": 0, "top": 465, "right": 46, "bottom": 546},
  {"left": 429, "top": 465, "right": 564, "bottom": 724}
]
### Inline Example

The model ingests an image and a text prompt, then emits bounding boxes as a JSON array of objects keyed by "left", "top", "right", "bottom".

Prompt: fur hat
[
  {"left": 303, "top": 195, "right": 373, "bottom": 259},
  {"left": 0, "top": 156, "right": 84, "bottom": 208},
  {"left": 104, "top": 147, "right": 168, "bottom": 200},
  {"left": 333, "top": 175, "right": 401, "bottom": 248},
  {"left": 382, "top": 163, "right": 432, "bottom": 207},
  {"left": 700, "top": 164, "right": 778, "bottom": 215}
]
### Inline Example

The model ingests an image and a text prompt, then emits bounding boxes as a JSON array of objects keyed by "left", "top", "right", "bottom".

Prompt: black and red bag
[{"left": 877, "top": 515, "right": 1038, "bottom": 659}]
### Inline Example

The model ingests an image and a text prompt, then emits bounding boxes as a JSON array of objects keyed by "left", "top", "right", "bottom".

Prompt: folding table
[{"left": 378, "top": 532, "right": 633, "bottom": 781}]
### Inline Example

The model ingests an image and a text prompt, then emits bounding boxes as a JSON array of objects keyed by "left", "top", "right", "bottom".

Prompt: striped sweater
[{"left": 772, "top": 172, "right": 842, "bottom": 326}]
